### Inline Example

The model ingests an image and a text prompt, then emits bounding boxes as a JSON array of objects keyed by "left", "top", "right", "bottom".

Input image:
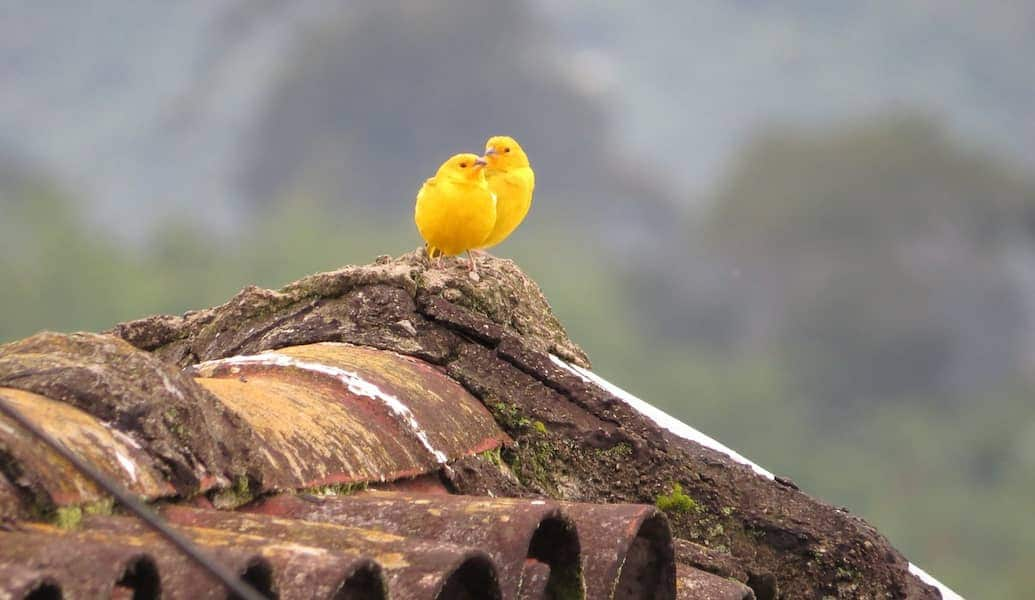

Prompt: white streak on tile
[
  {"left": 909, "top": 563, "right": 965, "bottom": 600},
  {"left": 105, "top": 425, "right": 143, "bottom": 450},
  {"left": 550, "top": 355, "right": 965, "bottom": 599},
  {"left": 194, "top": 353, "right": 448, "bottom": 463},
  {"left": 549, "top": 354, "right": 774, "bottom": 479},
  {"left": 115, "top": 452, "right": 139, "bottom": 482}
]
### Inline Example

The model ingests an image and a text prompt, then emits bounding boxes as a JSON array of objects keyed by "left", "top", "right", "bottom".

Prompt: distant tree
[
  {"left": 705, "top": 113, "right": 1035, "bottom": 404},
  {"left": 240, "top": 0, "right": 674, "bottom": 236},
  {"left": 0, "top": 160, "right": 132, "bottom": 340},
  {"left": 711, "top": 114, "right": 1035, "bottom": 256}
]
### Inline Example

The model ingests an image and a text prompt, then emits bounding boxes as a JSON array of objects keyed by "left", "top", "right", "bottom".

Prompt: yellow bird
[
  {"left": 414, "top": 153, "right": 496, "bottom": 272},
  {"left": 479, "top": 135, "right": 535, "bottom": 249}
]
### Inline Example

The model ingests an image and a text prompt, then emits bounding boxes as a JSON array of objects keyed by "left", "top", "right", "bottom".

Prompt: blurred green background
[{"left": 3, "top": 2, "right": 1034, "bottom": 597}]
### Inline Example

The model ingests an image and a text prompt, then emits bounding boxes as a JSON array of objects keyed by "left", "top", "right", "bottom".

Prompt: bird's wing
[
  {"left": 416, "top": 177, "right": 437, "bottom": 202},
  {"left": 504, "top": 168, "right": 535, "bottom": 191}
]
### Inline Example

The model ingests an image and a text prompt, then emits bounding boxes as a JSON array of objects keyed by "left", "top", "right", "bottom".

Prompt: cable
[{"left": 0, "top": 396, "right": 266, "bottom": 600}]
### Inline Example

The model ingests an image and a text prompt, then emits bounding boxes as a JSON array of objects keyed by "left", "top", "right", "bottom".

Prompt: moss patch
[
  {"left": 478, "top": 447, "right": 503, "bottom": 468},
  {"left": 503, "top": 440, "right": 558, "bottom": 495},
  {"left": 53, "top": 505, "right": 82, "bottom": 529},
  {"left": 210, "top": 474, "right": 256, "bottom": 509},
  {"left": 83, "top": 497, "right": 115, "bottom": 517},
  {"left": 596, "top": 441, "right": 632, "bottom": 459},
  {"left": 490, "top": 401, "right": 532, "bottom": 431},
  {"left": 303, "top": 481, "right": 369, "bottom": 497},
  {"left": 656, "top": 483, "right": 699, "bottom": 514},
  {"left": 549, "top": 563, "right": 585, "bottom": 600}
]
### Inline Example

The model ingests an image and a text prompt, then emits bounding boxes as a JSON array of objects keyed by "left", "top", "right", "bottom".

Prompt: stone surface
[
  {"left": 0, "top": 332, "right": 261, "bottom": 495},
  {"left": 0, "top": 249, "right": 940, "bottom": 598},
  {"left": 110, "top": 251, "right": 589, "bottom": 369}
]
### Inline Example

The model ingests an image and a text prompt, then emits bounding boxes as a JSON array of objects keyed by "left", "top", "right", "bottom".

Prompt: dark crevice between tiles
[
  {"left": 527, "top": 516, "right": 583, "bottom": 600},
  {"left": 230, "top": 557, "right": 276, "bottom": 600},
  {"left": 332, "top": 561, "right": 386, "bottom": 600},
  {"left": 435, "top": 554, "right": 500, "bottom": 600},
  {"left": 23, "top": 579, "right": 62, "bottom": 600},
  {"left": 0, "top": 447, "right": 49, "bottom": 520},
  {"left": 113, "top": 555, "right": 160, "bottom": 600},
  {"left": 614, "top": 513, "right": 675, "bottom": 600}
]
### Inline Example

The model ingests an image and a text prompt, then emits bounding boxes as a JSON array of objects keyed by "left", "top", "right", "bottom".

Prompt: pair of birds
[{"left": 414, "top": 135, "right": 535, "bottom": 273}]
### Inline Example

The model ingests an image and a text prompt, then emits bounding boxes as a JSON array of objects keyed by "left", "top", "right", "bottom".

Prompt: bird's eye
[
  {"left": 459, "top": 162, "right": 468, "bottom": 168},
  {"left": 504, "top": 147, "right": 511, "bottom": 153}
]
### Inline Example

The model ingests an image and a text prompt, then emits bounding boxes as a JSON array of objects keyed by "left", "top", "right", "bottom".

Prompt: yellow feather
[
  {"left": 479, "top": 136, "right": 535, "bottom": 249},
  {"left": 414, "top": 153, "right": 497, "bottom": 257}
]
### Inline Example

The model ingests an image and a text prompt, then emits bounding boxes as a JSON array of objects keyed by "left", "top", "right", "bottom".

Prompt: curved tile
[
  {"left": 189, "top": 343, "right": 509, "bottom": 489},
  {"left": 0, "top": 388, "right": 175, "bottom": 508},
  {"left": 153, "top": 507, "right": 498, "bottom": 600},
  {"left": 562, "top": 502, "right": 675, "bottom": 600},
  {"left": 246, "top": 491, "right": 583, "bottom": 600}
]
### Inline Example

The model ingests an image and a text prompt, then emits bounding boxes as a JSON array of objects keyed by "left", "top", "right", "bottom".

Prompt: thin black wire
[{"left": 0, "top": 396, "right": 266, "bottom": 600}]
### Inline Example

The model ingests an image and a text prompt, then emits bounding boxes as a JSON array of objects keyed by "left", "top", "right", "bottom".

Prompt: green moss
[
  {"left": 54, "top": 506, "right": 83, "bottom": 529},
  {"left": 163, "top": 406, "right": 187, "bottom": 441},
  {"left": 548, "top": 563, "right": 585, "bottom": 600},
  {"left": 655, "top": 483, "right": 699, "bottom": 514},
  {"left": 721, "top": 506, "right": 734, "bottom": 516},
  {"left": 304, "top": 481, "right": 368, "bottom": 497},
  {"left": 479, "top": 447, "right": 503, "bottom": 467},
  {"left": 49, "top": 497, "right": 116, "bottom": 529},
  {"left": 505, "top": 439, "right": 558, "bottom": 493},
  {"left": 532, "top": 420, "right": 548, "bottom": 435},
  {"left": 83, "top": 497, "right": 115, "bottom": 517},
  {"left": 490, "top": 402, "right": 532, "bottom": 431},
  {"left": 596, "top": 442, "right": 632, "bottom": 459},
  {"left": 234, "top": 474, "right": 249, "bottom": 496},
  {"left": 210, "top": 474, "right": 255, "bottom": 509}
]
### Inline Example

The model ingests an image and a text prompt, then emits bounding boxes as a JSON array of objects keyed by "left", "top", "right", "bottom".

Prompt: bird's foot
[
  {"left": 424, "top": 252, "right": 443, "bottom": 269},
  {"left": 466, "top": 251, "right": 481, "bottom": 281},
  {"left": 425, "top": 245, "right": 445, "bottom": 267}
]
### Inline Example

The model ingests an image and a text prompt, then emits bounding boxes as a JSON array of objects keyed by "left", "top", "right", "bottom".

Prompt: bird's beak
[
  {"left": 483, "top": 147, "right": 497, "bottom": 156},
  {"left": 473, "top": 156, "right": 488, "bottom": 168}
]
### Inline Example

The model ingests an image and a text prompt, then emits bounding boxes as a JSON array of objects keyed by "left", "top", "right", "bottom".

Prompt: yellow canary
[
  {"left": 414, "top": 153, "right": 496, "bottom": 271},
  {"left": 480, "top": 135, "right": 535, "bottom": 249}
]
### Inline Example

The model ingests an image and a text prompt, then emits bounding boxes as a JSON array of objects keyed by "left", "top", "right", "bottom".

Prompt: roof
[{"left": 0, "top": 250, "right": 949, "bottom": 599}]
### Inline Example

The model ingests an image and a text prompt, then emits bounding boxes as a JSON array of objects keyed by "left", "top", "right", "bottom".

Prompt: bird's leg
[
  {"left": 466, "top": 251, "right": 479, "bottom": 275},
  {"left": 426, "top": 245, "right": 444, "bottom": 269}
]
